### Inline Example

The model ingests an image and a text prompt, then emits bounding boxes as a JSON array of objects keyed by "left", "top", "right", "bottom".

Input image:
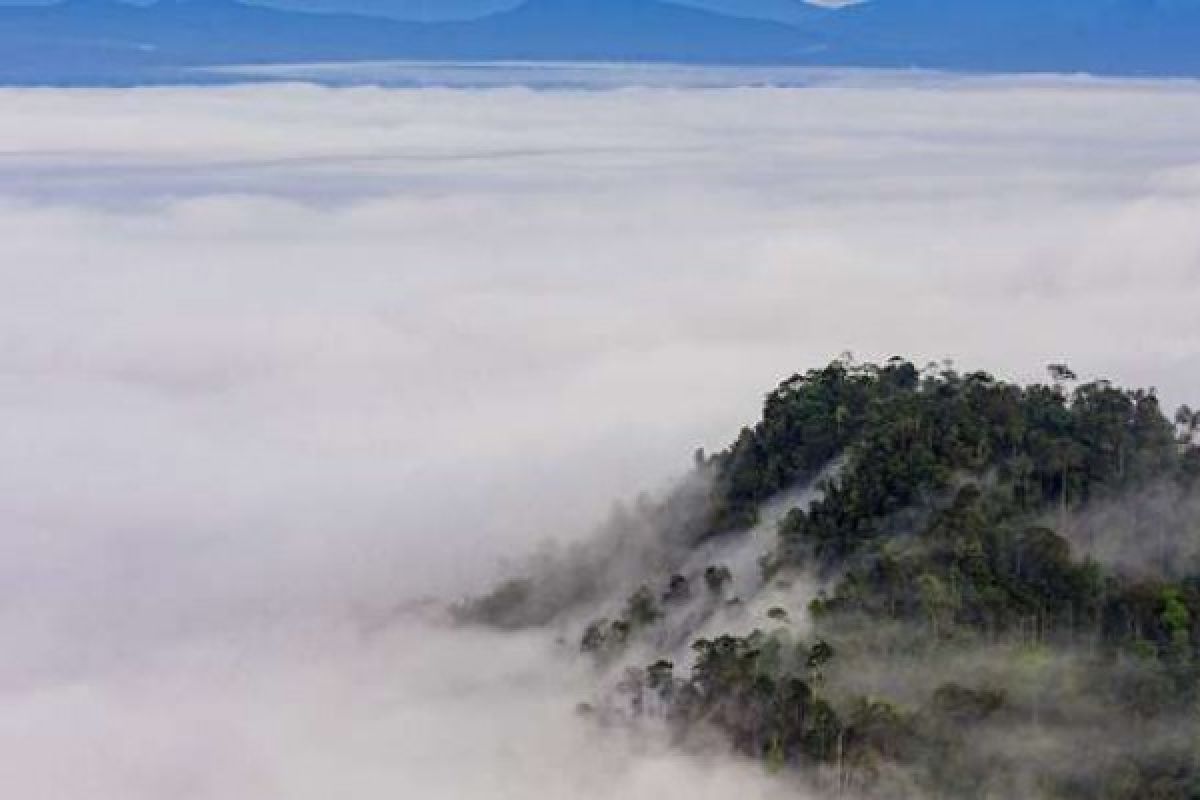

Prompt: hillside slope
[{"left": 465, "top": 357, "right": 1200, "bottom": 799}]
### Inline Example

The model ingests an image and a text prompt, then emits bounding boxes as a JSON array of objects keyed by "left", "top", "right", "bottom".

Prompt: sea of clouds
[{"left": 1, "top": 75, "right": 1199, "bottom": 798}]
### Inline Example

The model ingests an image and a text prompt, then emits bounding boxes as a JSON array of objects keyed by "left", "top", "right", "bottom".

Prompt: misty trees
[
  {"left": 603, "top": 355, "right": 1200, "bottom": 646},
  {"left": 1177, "top": 405, "right": 1200, "bottom": 445},
  {"left": 709, "top": 358, "right": 882, "bottom": 532},
  {"left": 580, "top": 584, "right": 664, "bottom": 657},
  {"left": 916, "top": 573, "right": 956, "bottom": 638},
  {"left": 525, "top": 357, "right": 1200, "bottom": 798},
  {"left": 663, "top": 573, "right": 691, "bottom": 605},
  {"left": 624, "top": 586, "right": 662, "bottom": 627},
  {"left": 703, "top": 564, "right": 732, "bottom": 596},
  {"left": 1047, "top": 362, "right": 1078, "bottom": 386},
  {"left": 451, "top": 578, "right": 532, "bottom": 628}
]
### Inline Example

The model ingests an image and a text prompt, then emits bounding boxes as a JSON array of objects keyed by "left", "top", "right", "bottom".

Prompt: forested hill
[{"left": 462, "top": 357, "right": 1200, "bottom": 799}]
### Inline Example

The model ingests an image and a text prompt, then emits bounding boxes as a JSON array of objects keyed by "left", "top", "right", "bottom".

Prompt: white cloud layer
[{"left": 1, "top": 76, "right": 1200, "bottom": 798}]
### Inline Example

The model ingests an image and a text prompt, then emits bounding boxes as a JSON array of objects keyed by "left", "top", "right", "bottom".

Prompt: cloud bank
[{"left": 1, "top": 75, "right": 1200, "bottom": 797}]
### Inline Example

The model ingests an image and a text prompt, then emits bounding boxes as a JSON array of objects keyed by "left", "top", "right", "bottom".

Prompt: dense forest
[{"left": 461, "top": 357, "right": 1200, "bottom": 799}]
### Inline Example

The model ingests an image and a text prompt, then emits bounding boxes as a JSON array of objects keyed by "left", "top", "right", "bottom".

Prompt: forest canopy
[{"left": 463, "top": 357, "right": 1200, "bottom": 799}]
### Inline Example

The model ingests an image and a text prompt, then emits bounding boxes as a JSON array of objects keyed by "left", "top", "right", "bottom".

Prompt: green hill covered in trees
[{"left": 463, "top": 357, "right": 1200, "bottom": 799}]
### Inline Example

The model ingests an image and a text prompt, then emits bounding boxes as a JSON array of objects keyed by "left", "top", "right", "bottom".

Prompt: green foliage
[
  {"left": 928, "top": 683, "right": 1006, "bottom": 723},
  {"left": 708, "top": 357, "right": 897, "bottom": 531},
  {"left": 580, "top": 585, "right": 663, "bottom": 658},
  {"left": 579, "top": 357, "right": 1200, "bottom": 797},
  {"left": 1162, "top": 588, "right": 1190, "bottom": 635},
  {"left": 624, "top": 585, "right": 662, "bottom": 627}
]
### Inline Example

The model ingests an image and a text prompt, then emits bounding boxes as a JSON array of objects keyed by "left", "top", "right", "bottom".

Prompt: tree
[
  {"left": 917, "top": 573, "right": 957, "bottom": 638},
  {"left": 704, "top": 565, "right": 733, "bottom": 596},
  {"left": 1161, "top": 588, "right": 1191, "bottom": 653},
  {"left": 663, "top": 573, "right": 691, "bottom": 605},
  {"left": 1047, "top": 363, "right": 1078, "bottom": 386},
  {"left": 561, "top": 357, "right": 1200, "bottom": 796},
  {"left": 1177, "top": 405, "right": 1200, "bottom": 444},
  {"left": 625, "top": 586, "right": 661, "bottom": 628}
]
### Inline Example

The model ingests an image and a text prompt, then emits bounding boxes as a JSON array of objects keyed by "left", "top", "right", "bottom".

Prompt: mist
[{"left": 2, "top": 74, "right": 1200, "bottom": 797}]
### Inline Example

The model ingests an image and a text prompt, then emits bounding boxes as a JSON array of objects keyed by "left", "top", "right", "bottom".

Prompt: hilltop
[{"left": 464, "top": 357, "right": 1200, "bottom": 799}]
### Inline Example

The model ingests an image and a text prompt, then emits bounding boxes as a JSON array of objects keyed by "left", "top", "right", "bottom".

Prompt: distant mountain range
[{"left": 2, "top": 0, "right": 1200, "bottom": 84}]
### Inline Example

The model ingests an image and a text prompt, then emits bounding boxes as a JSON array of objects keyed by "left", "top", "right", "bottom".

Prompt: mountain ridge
[
  {"left": 2, "top": 0, "right": 1200, "bottom": 83},
  {"left": 0, "top": 0, "right": 817, "bottom": 83}
]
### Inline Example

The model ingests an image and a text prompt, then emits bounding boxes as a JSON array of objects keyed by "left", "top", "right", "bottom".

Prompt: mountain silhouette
[{"left": 1, "top": 0, "right": 1199, "bottom": 84}]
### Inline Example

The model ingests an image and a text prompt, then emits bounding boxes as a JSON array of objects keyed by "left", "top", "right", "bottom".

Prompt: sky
[
  {"left": 0, "top": 0, "right": 838, "bottom": 22},
  {"left": 2, "top": 73, "right": 1200, "bottom": 797}
]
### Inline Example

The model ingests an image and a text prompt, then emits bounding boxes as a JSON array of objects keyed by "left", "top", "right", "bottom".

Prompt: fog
[{"left": 2, "top": 75, "right": 1200, "bottom": 797}]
